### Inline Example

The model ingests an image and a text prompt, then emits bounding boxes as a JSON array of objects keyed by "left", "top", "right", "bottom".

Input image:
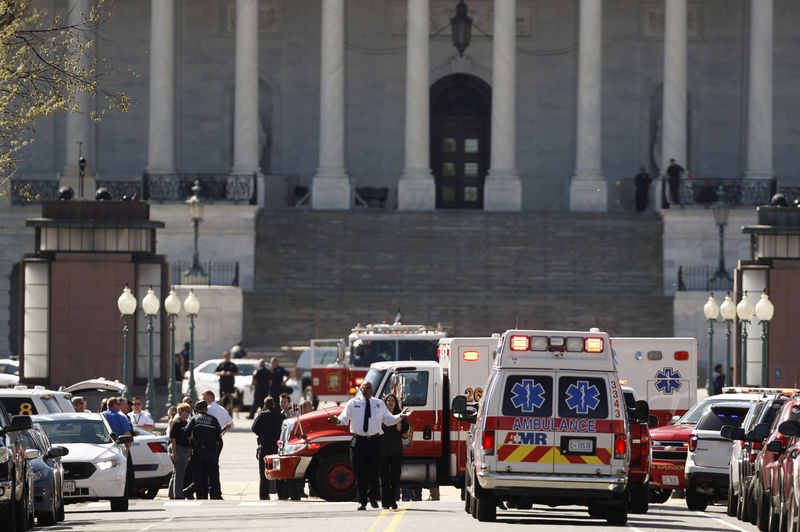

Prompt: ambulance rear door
[
  {"left": 489, "top": 370, "right": 556, "bottom": 474},
  {"left": 309, "top": 338, "right": 348, "bottom": 403},
  {"left": 552, "top": 371, "right": 622, "bottom": 476}
]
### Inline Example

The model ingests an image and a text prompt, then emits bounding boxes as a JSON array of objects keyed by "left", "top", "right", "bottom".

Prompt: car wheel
[
  {"left": 629, "top": 482, "right": 649, "bottom": 514},
  {"left": 57, "top": 495, "right": 65, "bottom": 522},
  {"left": 110, "top": 496, "right": 129, "bottom": 512},
  {"left": 728, "top": 476, "right": 739, "bottom": 517},
  {"left": 38, "top": 498, "right": 58, "bottom": 527},
  {"left": 606, "top": 500, "right": 629, "bottom": 526},
  {"left": 759, "top": 489, "right": 772, "bottom": 532},
  {"left": 475, "top": 491, "right": 496, "bottom": 522},
  {"left": 0, "top": 482, "right": 17, "bottom": 531},
  {"left": 14, "top": 483, "right": 28, "bottom": 532},
  {"left": 649, "top": 487, "right": 672, "bottom": 504},
  {"left": 313, "top": 452, "right": 356, "bottom": 502},
  {"left": 686, "top": 487, "right": 708, "bottom": 511}
]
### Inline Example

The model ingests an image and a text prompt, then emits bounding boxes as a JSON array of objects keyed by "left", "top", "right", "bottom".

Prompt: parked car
[
  {"left": 31, "top": 413, "right": 133, "bottom": 512},
  {"left": 63, "top": 378, "right": 127, "bottom": 413},
  {"left": 0, "top": 385, "right": 75, "bottom": 416},
  {"left": 20, "top": 423, "right": 68, "bottom": 526},
  {"left": 0, "top": 359, "right": 20, "bottom": 388},
  {"left": 721, "top": 393, "right": 785, "bottom": 523},
  {"left": 772, "top": 420, "right": 800, "bottom": 532},
  {"left": 685, "top": 401, "right": 753, "bottom": 510},
  {"left": 130, "top": 427, "right": 172, "bottom": 499},
  {"left": 182, "top": 358, "right": 301, "bottom": 408},
  {"left": 0, "top": 401, "right": 34, "bottom": 531}
]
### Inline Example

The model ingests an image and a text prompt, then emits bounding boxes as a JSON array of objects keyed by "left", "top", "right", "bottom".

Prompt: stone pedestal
[
  {"left": 398, "top": 177, "right": 435, "bottom": 211},
  {"left": 569, "top": 178, "right": 608, "bottom": 212},
  {"left": 312, "top": 176, "right": 350, "bottom": 210},
  {"left": 484, "top": 173, "right": 522, "bottom": 211}
]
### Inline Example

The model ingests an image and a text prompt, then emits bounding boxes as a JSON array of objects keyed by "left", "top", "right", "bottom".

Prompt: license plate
[
  {"left": 568, "top": 439, "right": 593, "bottom": 453},
  {"left": 662, "top": 475, "right": 679, "bottom": 486},
  {"left": 64, "top": 481, "right": 76, "bottom": 493}
]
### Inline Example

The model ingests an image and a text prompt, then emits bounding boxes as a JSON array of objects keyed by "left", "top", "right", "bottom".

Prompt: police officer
[
  {"left": 184, "top": 400, "right": 223, "bottom": 499},
  {"left": 251, "top": 396, "right": 284, "bottom": 499}
]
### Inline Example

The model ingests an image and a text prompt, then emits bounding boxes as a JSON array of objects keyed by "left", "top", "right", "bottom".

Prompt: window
[
  {"left": 502, "top": 375, "right": 553, "bottom": 417},
  {"left": 199, "top": 363, "right": 218, "bottom": 374},
  {"left": 697, "top": 407, "right": 749, "bottom": 431},
  {"left": 397, "top": 371, "right": 429, "bottom": 407},
  {"left": 397, "top": 340, "right": 439, "bottom": 361},
  {"left": 557, "top": 376, "right": 609, "bottom": 419},
  {"left": 39, "top": 420, "right": 112, "bottom": 445},
  {"left": 351, "top": 340, "right": 396, "bottom": 367},
  {"left": 0, "top": 397, "right": 39, "bottom": 415}
]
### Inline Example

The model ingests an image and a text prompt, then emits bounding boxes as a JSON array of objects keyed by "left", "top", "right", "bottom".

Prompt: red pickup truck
[{"left": 623, "top": 385, "right": 652, "bottom": 513}]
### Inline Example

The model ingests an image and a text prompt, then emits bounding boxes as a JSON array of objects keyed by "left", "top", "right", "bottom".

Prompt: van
[{"left": 457, "top": 329, "right": 648, "bottom": 525}]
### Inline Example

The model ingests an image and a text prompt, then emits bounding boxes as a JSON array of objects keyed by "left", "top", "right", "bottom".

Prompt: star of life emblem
[
  {"left": 509, "top": 379, "right": 546, "bottom": 412},
  {"left": 654, "top": 367, "right": 682, "bottom": 395},
  {"left": 565, "top": 381, "right": 601, "bottom": 414}
]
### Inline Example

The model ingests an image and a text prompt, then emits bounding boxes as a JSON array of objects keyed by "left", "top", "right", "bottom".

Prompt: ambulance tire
[
  {"left": 686, "top": 487, "right": 708, "bottom": 511},
  {"left": 605, "top": 501, "right": 629, "bottom": 526},
  {"left": 475, "top": 492, "right": 496, "bottom": 522},
  {"left": 629, "top": 483, "right": 649, "bottom": 514},
  {"left": 649, "top": 488, "right": 672, "bottom": 504}
]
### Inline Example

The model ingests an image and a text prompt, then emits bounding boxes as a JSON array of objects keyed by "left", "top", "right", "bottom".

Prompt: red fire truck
[
  {"left": 266, "top": 336, "right": 498, "bottom": 501},
  {"left": 309, "top": 322, "right": 448, "bottom": 404}
]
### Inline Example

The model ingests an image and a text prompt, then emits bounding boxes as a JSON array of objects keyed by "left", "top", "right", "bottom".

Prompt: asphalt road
[{"left": 37, "top": 410, "right": 759, "bottom": 532}]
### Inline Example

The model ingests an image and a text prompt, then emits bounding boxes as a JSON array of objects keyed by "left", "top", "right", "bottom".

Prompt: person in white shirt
[
  {"left": 330, "top": 381, "right": 410, "bottom": 511},
  {"left": 128, "top": 397, "right": 154, "bottom": 432},
  {"left": 202, "top": 390, "right": 233, "bottom": 455}
]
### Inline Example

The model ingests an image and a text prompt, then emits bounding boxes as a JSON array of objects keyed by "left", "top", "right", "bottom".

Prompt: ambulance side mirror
[
  {"left": 634, "top": 400, "right": 650, "bottom": 424},
  {"left": 648, "top": 415, "right": 659, "bottom": 428}
]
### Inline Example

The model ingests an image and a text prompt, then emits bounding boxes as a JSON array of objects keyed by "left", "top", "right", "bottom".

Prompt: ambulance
[
  {"left": 458, "top": 329, "right": 648, "bottom": 525},
  {"left": 611, "top": 337, "right": 698, "bottom": 426},
  {"left": 309, "top": 322, "right": 448, "bottom": 404},
  {"left": 264, "top": 337, "right": 497, "bottom": 500}
]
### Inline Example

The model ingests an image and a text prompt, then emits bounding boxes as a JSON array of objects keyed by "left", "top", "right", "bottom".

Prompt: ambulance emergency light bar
[{"left": 509, "top": 334, "right": 604, "bottom": 353}]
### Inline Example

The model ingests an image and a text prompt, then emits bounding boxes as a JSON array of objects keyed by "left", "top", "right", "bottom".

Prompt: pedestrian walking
[
  {"left": 249, "top": 359, "right": 270, "bottom": 419},
  {"left": 168, "top": 402, "right": 192, "bottom": 499},
  {"left": 251, "top": 396, "right": 284, "bottom": 500},
  {"left": 380, "top": 394, "right": 408, "bottom": 509},
  {"left": 633, "top": 167, "right": 652, "bottom": 212},
  {"left": 184, "top": 400, "right": 223, "bottom": 499},
  {"left": 128, "top": 396, "right": 155, "bottom": 432},
  {"left": 329, "top": 381, "right": 411, "bottom": 511},
  {"left": 268, "top": 357, "right": 289, "bottom": 400}
]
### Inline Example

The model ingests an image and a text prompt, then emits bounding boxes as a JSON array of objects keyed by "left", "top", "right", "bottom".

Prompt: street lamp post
[
  {"left": 703, "top": 293, "right": 720, "bottom": 396},
  {"left": 755, "top": 291, "right": 775, "bottom": 387},
  {"left": 184, "top": 181, "right": 207, "bottom": 278},
  {"left": 736, "top": 292, "right": 754, "bottom": 386},
  {"left": 709, "top": 186, "right": 732, "bottom": 284},
  {"left": 142, "top": 287, "right": 160, "bottom": 414},
  {"left": 164, "top": 288, "right": 182, "bottom": 411},
  {"left": 184, "top": 289, "right": 200, "bottom": 402},
  {"left": 116, "top": 284, "right": 137, "bottom": 401},
  {"left": 719, "top": 294, "right": 736, "bottom": 386}
]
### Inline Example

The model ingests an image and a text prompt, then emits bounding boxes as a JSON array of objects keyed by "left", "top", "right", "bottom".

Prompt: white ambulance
[
  {"left": 611, "top": 337, "right": 698, "bottom": 426},
  {"left": 458, "top": 328, "right": 643, "bottom": 525}
]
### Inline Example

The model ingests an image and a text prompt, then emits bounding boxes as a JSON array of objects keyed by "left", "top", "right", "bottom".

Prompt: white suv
[
  {"left": 685, "top": 400, "right": 754, "bottom": 510},
  {"left": 0, "top": 385, "right": 74, "bottom": 416}
]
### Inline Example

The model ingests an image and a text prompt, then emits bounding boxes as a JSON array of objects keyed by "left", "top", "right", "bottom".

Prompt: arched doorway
[{"left": 430, "top": 74, "right": 491, "bottom": 209}]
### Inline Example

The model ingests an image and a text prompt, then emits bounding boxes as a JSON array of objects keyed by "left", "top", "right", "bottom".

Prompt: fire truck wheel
[
  {"left": 314, "top": 453, "right": 356, "bottom": 502},
  {"left": 649, "top": 488, "right": 672, "bottom": 504},
  {"left": 475, "top": 491, "right": 496, "bottom": 522},
  {"left": 629, "top": 483, "right": 649, "bottom": 514}
]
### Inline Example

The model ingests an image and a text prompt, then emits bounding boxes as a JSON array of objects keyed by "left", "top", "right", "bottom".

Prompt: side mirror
[
  {"left": 721, "top": 426, "right": 746, "bottom": 441},
  {"left": 46, "top": 446, "right": 69, "bottom": 458},
  {"left": 25, "top": 448, "right": 40, "bottom": 460},
  {"left": 5, "top": 415, "right": 33, "bottom": 433},
  {"left": 766, "top": 440, "right": 784, "bottom": 453},
  {"left": 452, "top": 395, "right": 467, "bottom": 415},
  {"left": 779, "top": 421, "right": 800, "bottom": 437},
  {"left": 118, "top": 435, "right": 134, "bottom": 445},
  {"left": 634, "top": 400, "right": 650, "bottom": 424},
  {"left": 648, "top": 415, "right": 660, "bottom": 428},
  {"left": 669, "top": 415, "right": 681, "bottom": 425},
  {"left": 746, "top": 430, "right": 764, "bottom": 442},
  {"left": 753, "top": 423, "right": 772, "bottom": 439}
]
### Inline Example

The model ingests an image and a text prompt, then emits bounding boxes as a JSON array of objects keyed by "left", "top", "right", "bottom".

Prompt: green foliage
[{"left": 0, "top": 0, "right": 132, "bottom": 198}]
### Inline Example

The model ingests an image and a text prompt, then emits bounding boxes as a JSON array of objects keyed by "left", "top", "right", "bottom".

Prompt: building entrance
[{"left": 430, "top": 74, "right": 491, "bottom": 209}]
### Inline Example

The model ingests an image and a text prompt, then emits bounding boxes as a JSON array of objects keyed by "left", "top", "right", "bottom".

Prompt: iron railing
[
  {"left": 170, "top": 261, "right": 239, "bottom": 287},
  {"left": 676, "top": 265, "right": 733, "bottom": 292}
]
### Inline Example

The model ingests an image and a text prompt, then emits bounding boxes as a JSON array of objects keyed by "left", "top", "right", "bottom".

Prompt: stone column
[
  {"left": 61, "top": 0, "right": 95, "bottom": 198},
  {"left": 146, "top": 0, "right": 176, "bottom": 176},
  {"left": 569, "top": 0, "right": 606, "bottom": 212},
  {"left": 744, "top": 0, "right": 773, "bottom": 181},
  {"left": 397, "top": 0, "right": 434, "bottom": 211},
  {"left": 312, "top": 0, "right": 350, "bottom": 210},
  {"left": 658, "top": 0, "right": 688, "bottom": 208},
  {"left": 231, "top": 0, "right": 260, "bottom": 176},
  {"left": 484, "top": 0, "right": 521, "bottom": 211}
]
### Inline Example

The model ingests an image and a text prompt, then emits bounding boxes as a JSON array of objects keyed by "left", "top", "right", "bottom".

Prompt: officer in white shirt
[
  {"left": 331, "top": 381, "right": 410, "bottom": 510},
  {"left": 202, "top": 390, "right": 233, "bottom": 455}
]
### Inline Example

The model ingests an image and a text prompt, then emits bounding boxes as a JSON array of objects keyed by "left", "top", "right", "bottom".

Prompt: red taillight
[
  {"left": 689, "top": 434, "right": 698, "bottom": 452},
  {"left": 482, "top": 431, "right": 495, "bottom": 454},
  {"left": 510, "top": 335, "right": 529, "bottom": 351},
  {"left": 614, "top": 434, "right": 627, "bottom": 458},
  {"left": 585, "top": 337, "right": 604, "bottom": 353},
  {"left": 674, "top": 351, "right": 689, "bottom": 361},
  {"left": 147, "top": 442, "right": 168, "bottom": 453},
  {"left": 463, "top": 350, "right": 479, "bottom": 361}
]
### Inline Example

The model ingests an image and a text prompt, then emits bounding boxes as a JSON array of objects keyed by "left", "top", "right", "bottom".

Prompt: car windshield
[
  {"left": 38, "top": 420, "right": 112, "bottom": 445},
  {"left": 357, "top": 368, "right": 387, "bottom": 398},
  {"left": 351, "top": 340, "right": 396, "bottom": 367}
]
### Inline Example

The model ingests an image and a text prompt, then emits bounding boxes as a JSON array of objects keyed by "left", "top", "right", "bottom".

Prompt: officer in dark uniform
[
  {"left": 251, "top": 396, "right": 284, "bottom": 499},
  {"left": 184, "top": 400, "right": 223, "bottom": 499}
]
